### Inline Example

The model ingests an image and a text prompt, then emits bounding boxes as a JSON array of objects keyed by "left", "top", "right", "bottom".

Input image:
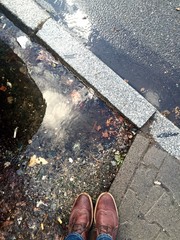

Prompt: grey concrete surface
[
  {"left": 0, "top": 0, "right": 50, "bottom": 31},
  {"left": 110, "top": 134, "right": 180, "bottom": 240}
]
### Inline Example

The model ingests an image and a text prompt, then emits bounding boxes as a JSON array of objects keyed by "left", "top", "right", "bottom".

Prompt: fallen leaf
[
  {"left": 96, "top": 125, "right": 102, "bottom": 131},
  {"left": 36, "top": 49, "right": 58, "bottom": 64},
  {"left": 106, "top": 117, "right": 113, "bottom": 127},
  {"left": 28, "top": 155, "right": 48, "bottom": 167},
  {"left": 102, "top": 130, "right": 109, "bottom": 138},
  {"left": 0, "top": 86, "right": 7, "bottom": 92},
  {"left": 38, "top": 157, "right": 48, "bottom": 165},
  {"left": 2, "top": 220, "right": 14, "bottom": 227},
  {"left": 28, "top": 155, "right": 37, "bottom": 167},
  {"left": 71, "top": 90, "right": 82, "bottom": 104},
  {"left": 118, "top": 116, "right": 124, "bottom": 123}
]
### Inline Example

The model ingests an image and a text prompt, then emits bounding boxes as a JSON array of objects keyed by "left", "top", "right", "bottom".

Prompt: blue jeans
[{"left": 65, "top": 232, "right": 112, "bottom": 240}]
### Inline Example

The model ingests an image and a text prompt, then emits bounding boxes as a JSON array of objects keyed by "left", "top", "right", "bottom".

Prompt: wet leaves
[
  {"left": 0, "top": 85, "right": 7, "bottom": 92},
  {"left": 161, "top": 110, "right": 171, "bottom": 117},
  {"left": 17, "top": 36, "right": 29, "bottom": 49},
  {"left": 70, "top": 89, "right": 82, "bottom": 104},
  {"left": 36, "top": 49, "right": 58, "bottom": 65},
  {"left": 173, "top": 106, "right": 180, "bottom": 118},
  {"left": 28, "top": 155, "right": 48, "bottom": 167}
]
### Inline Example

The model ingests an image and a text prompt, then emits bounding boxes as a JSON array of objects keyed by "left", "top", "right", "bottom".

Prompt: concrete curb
[{"left": 0, "top": 0, "right": 180, "bottom": 160}]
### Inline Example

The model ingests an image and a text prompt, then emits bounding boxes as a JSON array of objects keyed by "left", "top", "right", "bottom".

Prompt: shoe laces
[
  {"left": 96, "top": 224, "right": 118, "bottom": 236},
  {"left": 70, "top": 223, "right": 87, "bottom": 235}
]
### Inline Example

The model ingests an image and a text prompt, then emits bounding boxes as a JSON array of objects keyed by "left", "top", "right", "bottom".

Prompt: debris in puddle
[
  {"left": 4, "top": 161, "right": 11, "bottom": 168},
  {"left": 57, "top": 216, "right": 63, "bottom": 225},
  {"left": 68, "top": 157, "right": 73, "bottom": 163},
  {"left": 0, "top": 85, "right": 7, "bottom": 91},
  {"left": 13, "top": 127, "right": 18, "bottom": 138},
  {"left": 17, "top": 216, "right": 23, "bottom": 225},
  {"left": 36, "top": 49, "right": 59, "bottom": 65},
  {"left": 161, "top": 110, "right": 171, "bottom": 117},
  {"left": 42, "top": 175, "right": 47, "bottom": 180},
  {"left": 7, "top": 81, "right": 12, "bottom": 88},
  {"left": 36, "top": 200, "right": 48, "bottom": 208},
  {"left": 17, "top": 36, "right": 30, "bottom": 49},
  {"left": 69, "top": 177, "right": 74, "bottom": 182},
  {"left": 41, "top": 223, "right": 44, "bottom": 230},
  {"left": 7, "top": 96, "right": 13, "bottom": 104},
  {"left": 28, "top": 155, "right": 48, "bottom": 167}
]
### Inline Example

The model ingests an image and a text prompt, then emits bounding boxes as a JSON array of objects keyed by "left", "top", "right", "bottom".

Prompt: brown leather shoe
[
  {"left": 94, "top": 192, "right": 119, "bottom": 240},
  {"left": 68, "top": 193, "right": 93, "bottom": 240}
]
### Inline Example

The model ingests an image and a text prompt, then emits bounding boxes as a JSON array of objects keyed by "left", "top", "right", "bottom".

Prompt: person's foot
[
  {"left": 68, "top": 192, "right": 93, "bottom": 240},
  {"left": 94, "top": 192, "right": 119, "bottom": 240}
]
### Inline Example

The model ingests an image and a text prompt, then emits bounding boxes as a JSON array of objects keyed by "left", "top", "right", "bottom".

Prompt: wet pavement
[
  {"left": 35, "top": 0, "right": 180, "bottom": 127},
  {"left": 0, "top": 13, "right": 137, "bottom": 239}
]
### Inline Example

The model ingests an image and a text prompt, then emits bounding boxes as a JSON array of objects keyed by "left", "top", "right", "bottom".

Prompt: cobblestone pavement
[{"left": 110, "top": 134, "right": 180, "bottom": 240}]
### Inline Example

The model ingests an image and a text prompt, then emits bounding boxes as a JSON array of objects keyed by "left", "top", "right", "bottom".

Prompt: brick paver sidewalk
[{"left": 110, "top": 134, "right": 180, "bottom": 240}]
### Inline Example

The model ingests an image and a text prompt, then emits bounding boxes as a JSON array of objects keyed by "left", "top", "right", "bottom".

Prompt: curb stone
[{"left": 0, "top": 0, "right": 49, "bottom": 32}]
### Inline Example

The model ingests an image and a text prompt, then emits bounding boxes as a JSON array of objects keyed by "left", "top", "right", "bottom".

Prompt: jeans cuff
[
  {"left": 96, "top": 233, "right": 113, "bottom": 240},
  {"left": 65, "top": 232, "right": 84, "bottom": 240}
]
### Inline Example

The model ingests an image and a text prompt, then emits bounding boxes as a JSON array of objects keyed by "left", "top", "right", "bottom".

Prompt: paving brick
[
  {"left": 130, "top": 164, "right": 158, "bottom": 202},
  {"left": 0, "top": 0, "right": 49, "bottom": 31},
  {"left": 145, "top": 192, "right": 180, "bottom": 239},
  {"left": 140, "top": 185, "right": 164, "bottom": 214},
  {"left": 110, "top": 134, "right": 150, "bottom": 203},
  {"left": 155, "top": 231, "right": 171, "bottom": 240},
  {"left": 143, "top": 145, "right": 167, "bottom": 169},
  {"left": 157, "top": 155, "right": 180, "bottom": 204},
  {"left": 118, "top": 219, "right": 160, "bottom": 240},
  {"left": 120, "top": 189, "right": 142, "bottom": 223}
]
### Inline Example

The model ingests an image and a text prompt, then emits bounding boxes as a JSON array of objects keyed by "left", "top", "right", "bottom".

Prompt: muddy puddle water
[{"left": 0, "top": 14, "right": 137, "bottom": 239}]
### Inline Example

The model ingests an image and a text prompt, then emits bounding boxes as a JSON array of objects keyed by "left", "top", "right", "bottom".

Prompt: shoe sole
[
  {"left": 94, "top": 192, "right": 119, "bottom": 224},
  {"left": 72, "top": 192, "right": 94, "bottom": 227}
]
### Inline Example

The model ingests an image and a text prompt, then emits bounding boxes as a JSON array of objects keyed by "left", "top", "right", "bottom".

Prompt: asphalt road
[{"left": 36, "top": 0, "right": 180, "bottom": 125}]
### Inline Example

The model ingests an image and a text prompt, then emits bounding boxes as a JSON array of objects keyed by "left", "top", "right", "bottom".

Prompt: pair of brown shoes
[{"left": 68, "top": 192, "right": 119, "bottom": 240}]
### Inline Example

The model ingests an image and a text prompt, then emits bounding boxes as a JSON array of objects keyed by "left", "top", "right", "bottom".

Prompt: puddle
[
  {"left": 0, "top": 13, "right": 137, "bottom": 239},
  {"left": 37, "top": 0, "right": 180, "bottom": 128}
]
